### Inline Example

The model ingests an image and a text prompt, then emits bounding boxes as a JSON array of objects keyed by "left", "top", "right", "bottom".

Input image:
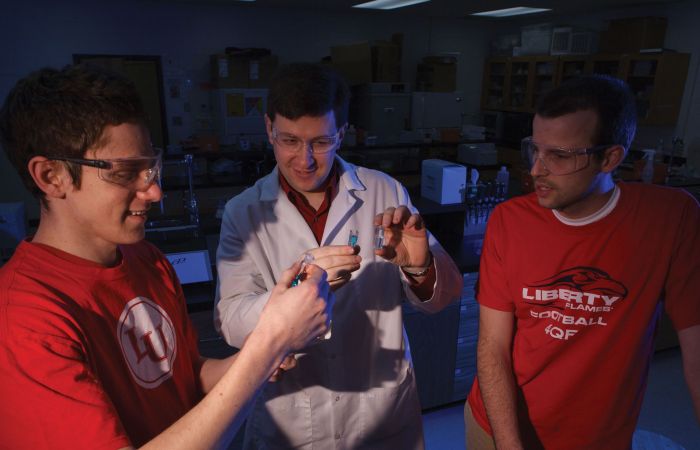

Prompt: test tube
[
  {"left": 290, "top": 252, "right": 314, "bottom": 287},
  {"left": 374, "top": 226, "right": 385, "bottom": 249},
  {"left": 348, "top": 229, "right": 359, "bottom": 247}
]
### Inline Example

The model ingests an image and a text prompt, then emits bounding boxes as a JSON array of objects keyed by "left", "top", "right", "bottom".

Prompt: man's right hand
[
  {"left": 306, "top": 245, "right": 362, "bottom": 291},
  {"left": 255, "top": 261, "right": 334, "bottom": 352}
]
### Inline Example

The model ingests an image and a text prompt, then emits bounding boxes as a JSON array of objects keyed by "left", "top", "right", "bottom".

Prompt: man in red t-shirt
[
  {"left": 465, "top": 75, "right": 700, "bottom": 449},
  {"left": 0, "top": 64, "right": 334, "bottom": 449}
]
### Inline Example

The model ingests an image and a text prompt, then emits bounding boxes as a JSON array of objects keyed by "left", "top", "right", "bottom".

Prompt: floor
[{"left": 422, "top": 347, "right": 700, "bottom": 450}]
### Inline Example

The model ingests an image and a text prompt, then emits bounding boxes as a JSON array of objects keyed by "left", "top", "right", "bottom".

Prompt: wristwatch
[{"left": 401, "top": 252, "right": 433, "bottom": 277}]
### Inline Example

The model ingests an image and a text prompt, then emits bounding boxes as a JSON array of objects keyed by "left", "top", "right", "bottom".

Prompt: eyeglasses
[
  {"left": 49, "top": 148, "right": 162, "bottom": 191},
  {"left": 521, "top": 137, "right": 613, "bottom": 176},
  {"left": 271, "top": 127, "right": 341, "bottom": 154}
]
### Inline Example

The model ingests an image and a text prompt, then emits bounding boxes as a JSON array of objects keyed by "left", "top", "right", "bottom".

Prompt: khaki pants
[{"left": 464, "top": 402, "right": 496, "bottom": 450}]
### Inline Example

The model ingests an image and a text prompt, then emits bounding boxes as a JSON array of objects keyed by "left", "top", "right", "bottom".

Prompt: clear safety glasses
[
  {"left": 49, "top": 148, "right": 162, "bottom": 191},
  {"left": 271, "top": 127, "right": 341, "bottom": 154},
  {"left": 521, "top": 136, "right": 613, "bottom": 175}
]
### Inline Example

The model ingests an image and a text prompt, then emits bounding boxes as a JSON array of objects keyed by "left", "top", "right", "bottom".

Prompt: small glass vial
[
  {"left": 348, "top": 229, "right": 359, "bottom": 247},
  {"left": 291, "top": 253, "right": 314, "bottom": 287},
  {"left": 374, "top": 226, "right": 385, "bottom": 250}
]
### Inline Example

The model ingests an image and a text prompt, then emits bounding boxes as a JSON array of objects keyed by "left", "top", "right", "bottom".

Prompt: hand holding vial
[
  {"left": 373, "top": 205, "right": 432, "bottom": 272},
  {"left": 304, "top": 242, "right": 361, "bottom": 292},
  {"left": 290, "top": 252, "right": 315, "bottom": 287},
  {"left": 257, "top": 259, "right": 334, "bottom": 352}
]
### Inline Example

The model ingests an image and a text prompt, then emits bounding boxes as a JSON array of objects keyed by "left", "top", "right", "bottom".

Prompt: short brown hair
[
  {"left": 0, "top": 64, "right": 146, "bottom": 200},
  {"left": 536, "top": 75, "right": 637, "bottom": 154},
  {"left": 267, "top": 63, "right": 350, "bottom": 128}
]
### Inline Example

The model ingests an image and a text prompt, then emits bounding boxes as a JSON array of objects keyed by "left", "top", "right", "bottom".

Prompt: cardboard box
[
  {"left": 331, "top": 42, "right": 372, "bottom": 85},
  {"left": 421, "top": 159, "right": 466, "bottom": 204},
  {"left": 211, "top": 54, "right": 247, "bottom": 88},
  {"left": 416, "top": 56, "right": 457, "bottom": 92},
  {"left": 599, "top": 17, "right": 667, "bottom": 53},
  {"left": 520, "top": 23, "right": 552, "bottom": 55},
  {"left": 439, "top": 128, "right": 461, "bottom": 143},
  {"left": 248, "top": 55, "right": 278, "bottom": 88},
  {"left": 331, "top": 37, "right": 401, "bottom": 85},
  {"left": 374, "top": 43, "right": 401, "bottom": 82},
  {"left": 211, "top": 54, "right": 278, "bottom": 88}
]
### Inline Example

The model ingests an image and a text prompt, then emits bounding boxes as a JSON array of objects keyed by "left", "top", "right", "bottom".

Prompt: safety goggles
[
  {"left": 521, "top": 137, "right": 613, "bottom": 175},
  {"left": 271, "top": 127, "right": 341, "bottom": 154},
  {"left": 49, "top": 147, "right": 162, "bottom": 191}
]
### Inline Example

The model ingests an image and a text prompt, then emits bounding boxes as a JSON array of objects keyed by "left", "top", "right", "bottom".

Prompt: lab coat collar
[
  {"left": 336, "top": 156, "right": 367, "bottom": 193},
  {"left": 260, "top": 156, "right": 366, "bottom": 202}
]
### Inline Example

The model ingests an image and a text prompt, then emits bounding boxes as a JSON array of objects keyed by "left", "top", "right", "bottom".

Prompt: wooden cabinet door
[
  {"left": 623, "top": 53, "right": 690, "bottom": 125},
  {"left": 529, "top": 57, "right": 558, "bottom": 111},
  {"left": 507, "top": 57, "right": 532, "bottom": 112},
  {"left": 556, "top": 56, "right": 587, "bottom": 85},
  {"left": 481, "top": 52, "right": 690, "bottom": 127},
  {"left": 590, "top": 55, "right": 624, "bottom": 79},
  {"left": 481, "top": 57, "right": 509, "bottom": 110}
]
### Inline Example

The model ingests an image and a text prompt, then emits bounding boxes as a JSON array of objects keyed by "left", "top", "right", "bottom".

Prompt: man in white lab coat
[{"left": 215, "top": 63, "right": 462, "bottom": 449}]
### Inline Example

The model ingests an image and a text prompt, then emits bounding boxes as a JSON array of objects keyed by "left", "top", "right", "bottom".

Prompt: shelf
[{"left": 482, "top": 52, "right": 689, "bottom": 123}]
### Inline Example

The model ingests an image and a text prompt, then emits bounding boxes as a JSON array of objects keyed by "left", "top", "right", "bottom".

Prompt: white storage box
[
  {"left": 457, "top": 143, "right": 498, "bottom": 166},
  {"left": 411, "top": 92, "right": 464, "bottom": 129},
  {"left": 421, "top": 159, "right": 466, "bottom": 205},
  {"left": 520, "top": 23, "right": 552, "bottom": 55},
  {"left": 354, "top": 92, "right": 411, "bottom": 145}
]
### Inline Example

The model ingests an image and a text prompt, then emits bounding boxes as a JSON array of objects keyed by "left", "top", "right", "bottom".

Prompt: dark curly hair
[{"left": 0, "top": 64, "right": 146, "bottom": 201}]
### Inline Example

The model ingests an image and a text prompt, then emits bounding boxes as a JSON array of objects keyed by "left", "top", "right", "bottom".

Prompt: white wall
[{"left": 0, "top": 0, "right": 491, "bottom": 219}]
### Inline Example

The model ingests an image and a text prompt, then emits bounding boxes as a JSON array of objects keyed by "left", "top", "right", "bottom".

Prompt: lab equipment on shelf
[{"left": 464, "top": 167, "right": 510, "bottom": 239}]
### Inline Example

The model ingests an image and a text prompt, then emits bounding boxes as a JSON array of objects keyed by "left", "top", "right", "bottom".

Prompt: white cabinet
[
  {"left": 354, "top": 92, "right": 411, "bottom": 145},
  {"left": 411, "top": 92, "right": 464, "bottom": 129}
]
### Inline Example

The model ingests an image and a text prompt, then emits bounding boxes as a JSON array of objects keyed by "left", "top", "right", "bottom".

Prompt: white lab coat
[{"left": 215, "top": 157, "right": 462, "bottom": 449}]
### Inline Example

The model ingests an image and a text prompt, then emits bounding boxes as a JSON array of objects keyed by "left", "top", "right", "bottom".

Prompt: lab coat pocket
[
  {"left": 357, "top": 364, "right": 424, "bottom": 449},
  {"left": 246, "top": 383, "right": 313, "bottom": 449}
]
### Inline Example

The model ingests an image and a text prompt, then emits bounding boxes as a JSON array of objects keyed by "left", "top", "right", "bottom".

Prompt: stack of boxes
[
  {"left": 329, "top": 33, "right": 403, "bottom": 86},
  {"left": 210, "top": 48, "right": 278, "bottom": 89},
  {"left": 416, "top": 55, "right": 457, "bottom": 92},
  {"left": 209, "top": 47, "right": 277, "bottom": 147},
  {"left": 600, "top": 17, "right": 667, "bottom": 53}
]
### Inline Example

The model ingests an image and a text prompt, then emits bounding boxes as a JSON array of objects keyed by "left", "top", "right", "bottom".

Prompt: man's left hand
[
  {"left": 268, "top": 354, "right": 297, "bottom": 382},
  {"left": 374, "top": 206, "right": 431, "bottom": 269}
]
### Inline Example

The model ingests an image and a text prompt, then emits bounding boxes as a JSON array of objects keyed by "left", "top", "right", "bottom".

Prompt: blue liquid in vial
[
  {"left": 290, "top": 253, "right": 314, "bottom": 287},
  {"left": 348, "top": 230, "right": 358, "bottom": 247}
]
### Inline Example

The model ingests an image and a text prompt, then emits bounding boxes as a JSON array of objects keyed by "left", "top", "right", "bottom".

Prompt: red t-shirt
[
  {"left": 467, "top": 182, "right": 700, "bottom": 449},
  {"left": 0, "top": 240, "right": 204, "bottom": 449}
]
